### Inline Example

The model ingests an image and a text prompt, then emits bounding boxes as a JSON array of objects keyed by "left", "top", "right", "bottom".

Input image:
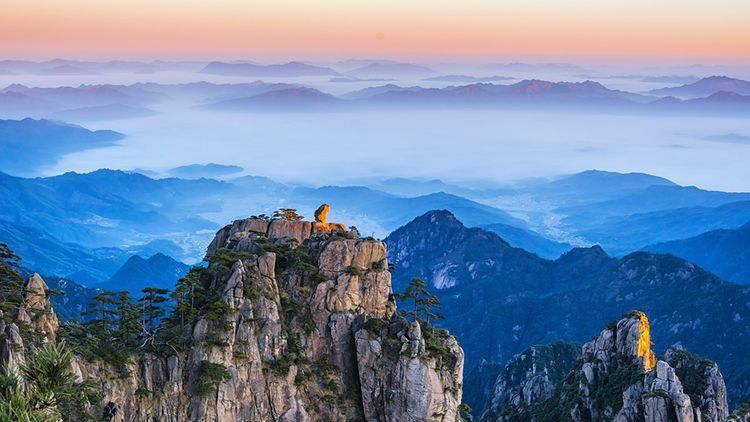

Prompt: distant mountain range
[
  {"left": 570, "top": 200, "right": 750, "bottom": 255},
  {"left": 166, "top": 163, "right": 244, "bottom": 179},
  {"left": 194, "top": 77, "right": 750, "bottom": 114},
  {"left": 645, "top": 222, "right": 750, "bottom": 285},
  {"left": 423, "top": 75, "right": 514, "bottom": 83},
  {"left": 0, "top": 83, "right": 164, "bottom": 120},
  {"left": 0, "top": 168, "right": 545, "bottom": 283},
  {"left": 4, "top": 166, "right": 750, "bottom": 289},
  {"left": 199, "top": 87, "right": 344, "bottom": 112},
  {"left": 344, "top": 62, "right": 437, "bottom": 78},
  {"left": 0, "top": 59, "right": 206, "bottom": 74},
  {"left": 49, "top": 104, "right": 156, "bottom": 122},
  {"left": 2, "top": 75, "right": 749, "bottom": 117},
  {"left": 199, "top": 61, "right": 340, "bottom": 77},
  {"left": 0, "top": 118, "right": 124, "bottom": 175},
  {"left": 385, "top": 210, "right": 750, "bottom": 410},
  {"left": 647, "top": 75, "right": 750, "bottom": 98},
  {"left": 104, "top": 253, "right": 190, "bottom": 295}
]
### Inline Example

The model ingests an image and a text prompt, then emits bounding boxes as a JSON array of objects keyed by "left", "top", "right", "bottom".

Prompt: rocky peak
[
  {"left": 481, "top": 311, "right": 730, "bottom": 422},
  {"left": 0, "top": 273, "right": 59, "bottom": 371},
  {"left": 664, "top": 346, "right": 729, "bottom": 421},
  {"left": 206, "top": 207, "right": 348, "bottom": 259},
  {"left": 481, "top": 342, "right": 580, "bottom": 421},
  {"left": 65, "top": 208, "right": 464, "bottom": 421},
  {"left": 19, "top": 273, "right": 59, "bottom": 342}
]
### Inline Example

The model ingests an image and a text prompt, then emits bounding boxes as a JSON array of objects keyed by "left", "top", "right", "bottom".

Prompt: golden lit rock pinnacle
[{"left": 633, "top": 310, "right": 657, "bottom": 372}]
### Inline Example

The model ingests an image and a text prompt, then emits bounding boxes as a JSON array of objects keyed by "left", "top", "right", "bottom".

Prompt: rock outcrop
[
  {"left": 480, "top": 342, "right": 580, "bottom": 421},
  {"left": 68, "top": 214, "right": 464, "bottom": 421},
  {"left": 481, "top": 311, "right": 730, "bottom": 422},
  {"left": 730, "top": 401, "right": 750, "bottom": 421},
  {"left": 0, "top": 272, "right": 59, "bottom": 370},
  {"left": 664, "top": 346, "right": 729, "bottom": 422}
]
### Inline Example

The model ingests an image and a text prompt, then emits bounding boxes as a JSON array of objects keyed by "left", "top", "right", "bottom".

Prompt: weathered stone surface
[
  {"left": 665, "top": 346, "right": 729, "bottom": 422},
  {"left": 314, "top": 204, "right": 330, "bottom": 224},
  {"left": 482, "top": 311, "right": 730, "bottom": 422},
  {"left": 22, "top": 273, "right": 59, "bottom": 342},
  {"left": 267, "top": 219, "right": 313, "bottom": 243},
  {"left": 0, "top": 322, "right": 24, "bottom": 369},
  {"left": 68, "top": 215, "right": 463, "bottom": 421},
  {"left": 356, "top": 316, "right": 463, "bottom": 422},
  {"left": 481, "top": 342, "right": 580, "bottom": 421}
]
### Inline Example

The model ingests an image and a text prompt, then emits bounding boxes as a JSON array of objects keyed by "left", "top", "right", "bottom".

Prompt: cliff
[
  {"left": 481, "top": 311, "right": 729, "bottom": 422},
  {"left": 386, "top": 210, "right": 750, "bottom": 411},
  {"left": 0, "top": 272, "right": 60, "bottom": 370},
  {"left": 2, "top": 214, "right": 464, "bottom": 421}
]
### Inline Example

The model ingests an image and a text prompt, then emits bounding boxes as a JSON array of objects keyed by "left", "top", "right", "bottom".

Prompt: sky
[{"left": 2, "top": 0, "right": 749, "bottom": 63}]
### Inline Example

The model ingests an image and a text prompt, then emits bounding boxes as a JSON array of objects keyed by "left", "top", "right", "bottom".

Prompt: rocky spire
[
  {"left": 19, "top": 273, "right": 59, "bottom": 342},
  {"left": 73, "top": 213, "right": 464, "bottom": 421},
  {"left": 481, "top": 311, "right": 730, "bottom": 422},
  {"left": 0, "top": 273, "right": 59, "bottom": 371}
]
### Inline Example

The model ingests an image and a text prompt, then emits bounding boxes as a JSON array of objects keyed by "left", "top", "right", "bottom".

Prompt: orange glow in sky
[{"left": 2, "top": 0, "right": 749, "bottom": 62}]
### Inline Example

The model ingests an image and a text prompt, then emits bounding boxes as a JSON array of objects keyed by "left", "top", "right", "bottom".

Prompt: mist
[{"left": 1, "top": 61, "right": 750, "bottom": 192}]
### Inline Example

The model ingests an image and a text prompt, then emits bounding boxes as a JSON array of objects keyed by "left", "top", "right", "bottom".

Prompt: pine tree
[
  {"left": 114, "top": 291, "right": 140, "bottom": 350},
  {"left": 170, "top": 268, "right": 205, "bottom": 328},
  {"left": 138, "top": 287, "right": 169, "bottom": 349},
  {"left": 83, "top": 291, "right": 118, "bottom": 345},
  {"left": 0, "top": 243, "right": 24, "bottom": 325},
  {"left": 394, "top": 277, "right": 444, "bottom": 327},
  {"left": 273, "top": 208, "right": 304, "bottom": 221}
]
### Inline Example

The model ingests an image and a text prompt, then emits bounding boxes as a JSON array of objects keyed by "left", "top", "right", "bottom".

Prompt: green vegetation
[
  {"left": 272, "top": 208, "right": 304, "bottom": 221},
  {"left": 0, "top": 343, "right": 100, "bottom": 421},
  {"left": 394, "top": 277, "right": 444, "bottom": 327},
  {"left": 668, "top": 348, "right": 714, "bottom": 405},
  {"left": 459, "top": 403, "right": 472, "bottom": 421},
  {"left": 0, "top": 243, "right": 24, "bottom": 327},
  {"left": 590, "top": 355, "right": 644, "bottom": 414},
  {"left": 195, "top": 361, "right": 231, "bottom": 396},
  {"left": 364, "top": 317, "right": 389, "bottom": 333}
]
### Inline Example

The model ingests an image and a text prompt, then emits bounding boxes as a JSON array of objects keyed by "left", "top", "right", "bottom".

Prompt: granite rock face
[
  {"left": 482, "top": 311, "right": 730, "bottom": 422},
  {"left": 0, "top": 273, "right": 59, "bottom": 370},
  {"left": 481, "top": 342, "right": 580, "bottom": 421},
  {"left": 31, "top": 216, "right": 464, "bottom": 422}
]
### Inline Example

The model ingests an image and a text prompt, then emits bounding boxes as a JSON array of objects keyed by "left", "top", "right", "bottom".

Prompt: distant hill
[
  {"left": 645, "top": 222, "right": 750, "bottom": 284},
  {"left": 423, "top": 75, "right": 513, "bottom": 83},
  {"left": 342, "top": 84, "right": 423, "bottom": 100},
  {"left": 0, "top": 91, "right": 60, "bottom": 117},
  {"left": 50, "top": 103, "right": 156, "bottom": 122},
  {"left": 167, "top": 163, "right": 243, "bottom": 179},
  {"left": 481, "top": 223, "right": 571, "bottom": 259},
  {"left": 287, "top": 186, "right": 528, "bottom": 234},
  {"left": 0, "top": 219, "right": 129, "bottom": 285},
  {"left": 521, "top": 169, "right": 676, "bottom": 206},
  {"left": 1, "top": 84, "right": 164, "bottom": 108},
  {"left": 385, "top": 210, "right": 750, "bottom": 409},
  {"left": 199, "top": 87, "right": 343, "bottom": 112},
  {"left": 37, "top": 64, "right": 100, "bottom": 75},
  {"left": 570, "top": 200, "right": 750, "bottom": 255},
  {"left": 345, "top": 62, "right": 436, "bottom": 78},
  {"left": 0, "top": 169, "right": 221, "bottom": 248},
  {"left": 557, "top": 184, "right": 750, "bottom": 222},
  {"left": 0, "top": 118, "right": 124, "bottom": 175},
  {"left": 132, "top": 81, "right": 299, "bottom": 102},
  {"left": 356, "top": 80, "right": 656, "bottom": 110},
  {"left": 104, "top": 253, "right": 190, "bottom": 294},
  {"left": 199, "top": 61, "right": 339, "bottom": 77},
  {"left": 647, "top": 75, "right": 750, "bottom": 98}
]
